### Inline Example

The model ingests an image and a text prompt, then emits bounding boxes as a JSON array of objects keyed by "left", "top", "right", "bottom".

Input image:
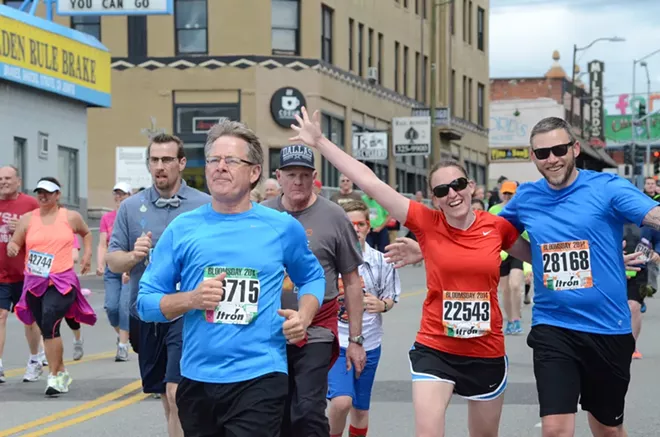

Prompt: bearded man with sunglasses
[{"left": 496, "top": 116, "right": 660, "bottom": 437}]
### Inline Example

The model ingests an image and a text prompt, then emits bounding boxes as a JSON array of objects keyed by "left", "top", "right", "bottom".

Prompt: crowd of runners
[{"left": 0, "top": 109, "right": 658, "bottom": 437}]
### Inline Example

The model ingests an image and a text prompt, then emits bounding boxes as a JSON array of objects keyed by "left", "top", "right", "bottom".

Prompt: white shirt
[{"left": 337, "top": 243, "right": 402, "bottom": 351}]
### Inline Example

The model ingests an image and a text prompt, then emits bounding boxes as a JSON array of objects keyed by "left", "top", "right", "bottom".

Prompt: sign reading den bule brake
[
  {"left": 56, "top": 0, "right": 173, "bottom": 15},
  {"left": 392, "top": 116, "right": 431, "bottom": 156}
]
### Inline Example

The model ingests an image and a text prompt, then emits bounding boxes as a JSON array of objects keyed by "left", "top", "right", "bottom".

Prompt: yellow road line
[
  {"left": 400, "top": 289, "right": 427, "bottom": 299},
  {"left": 20, "top": 392, "right": 150, "bottom": 437},
  {"left": 5, "top": 351, "right": 118, "bottom": 378},
  {"left": 0, "top": 380, "right": 142, "bottom": 437}
]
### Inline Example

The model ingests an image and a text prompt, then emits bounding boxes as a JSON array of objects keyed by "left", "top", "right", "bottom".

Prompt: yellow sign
[
  {"left": 0, "top": 10, "right": 111, "bottom": 106},
  {"left": 490, "top": 147, "right": 530, "bottom": 162}
]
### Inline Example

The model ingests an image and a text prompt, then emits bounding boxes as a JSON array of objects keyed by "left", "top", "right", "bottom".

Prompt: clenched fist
[
  {"left": 132, "top": 231, "right": 152, "bottom": 263},
  {"left": 190, "top": 273, "right": 226, "bottom": 311},
  {"left": 278, "top": 309, "right": 308, "bottom": 344}
]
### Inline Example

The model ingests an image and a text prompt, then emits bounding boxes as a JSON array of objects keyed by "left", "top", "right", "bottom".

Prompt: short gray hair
[
  {"left": 204, "top": 120, "right": 264, "bottom": 189},
  {"left": 529, "top": 117, "right": 577, "bottom": 146}
]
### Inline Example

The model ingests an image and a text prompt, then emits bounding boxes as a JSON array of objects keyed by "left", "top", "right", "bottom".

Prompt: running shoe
[
  {"left": 511, "top": 319, "right": 524, "bottom": 335},
  {"left": 58, "top": 371, "right": 72, "bottom": 393},
  {"left": 504, "top": 321, "right": 514, "bottom": 335},
  {"left": 0, "top": 366, "right": 5, "bottom": 383},
  {"left": 633, "top": 350, "right": 643, "bottom": 360},
  {"left": 115, "top": 344, "right": 129, "bottom": 362},
  {"left": 45, "top": 374, "right": 64, "bottom": 396},
  {"left": 23, "top": 359, "right": 43, "bottom": 382},
  {"left": 73, "top": 339, "right": 84, "bottom": 361},
  {"left": 641, "top": 302, "right": 647, "bottom": 314}
]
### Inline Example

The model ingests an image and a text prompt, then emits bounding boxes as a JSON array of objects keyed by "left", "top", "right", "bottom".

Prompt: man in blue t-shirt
[
  {"left": 137, "top": 120, "right": 326, "bottom": 437},
  {"left": 499, "top": 116, "right": 660, "bottom": 437}
]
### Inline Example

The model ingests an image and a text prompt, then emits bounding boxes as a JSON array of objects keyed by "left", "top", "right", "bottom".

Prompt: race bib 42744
[
  {"left": 541, "top": 240, "right": 593, "bottom": 291},
  {"left": 203, "top": 267, "right": 260, "bottom": 325},
  {"left": 27, "top": 250, "right": 54, "bottom": 278}
]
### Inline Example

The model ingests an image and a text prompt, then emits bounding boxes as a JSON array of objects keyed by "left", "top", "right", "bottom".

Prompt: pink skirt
[{"left": 15, "top": 269, "right": 97, "bottom": 327}]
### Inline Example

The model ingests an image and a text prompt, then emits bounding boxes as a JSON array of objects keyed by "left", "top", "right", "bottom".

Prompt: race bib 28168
[{"left": 541, "top": 240, "right": 593, "bottom": 290}]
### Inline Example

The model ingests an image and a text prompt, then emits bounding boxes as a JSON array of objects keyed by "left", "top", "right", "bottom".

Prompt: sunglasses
[
  {"left": 432, "top": 177, "right": 469, "bottom": 198},
  {"left": 351, "top": 221, "right": 369, "bottom": 228},
  {"left": 532, "top": 142, "right": 574, "bottom": 160}
]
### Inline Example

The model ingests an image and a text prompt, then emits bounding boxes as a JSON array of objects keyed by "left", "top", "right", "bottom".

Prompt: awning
[{"left": 579, "top": 142, "right": 617, "bottom": 167}]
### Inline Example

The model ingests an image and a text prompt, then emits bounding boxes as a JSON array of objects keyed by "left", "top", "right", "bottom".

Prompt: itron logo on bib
[
  {"left": 541, "top": 240, "right": 593, "bottom": 290},
  {"left": 442, "top": 290, "right": 491, "bottom": 338},
  {"left": 204, "top": 266, "right": 260, "bottom": 325},
  {"left": 27, "top": 250, "right": 54, "bottom": 278}
]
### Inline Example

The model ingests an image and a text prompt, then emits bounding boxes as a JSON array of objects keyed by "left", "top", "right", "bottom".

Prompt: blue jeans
[{"left": 103, "top": 269, "right": 130, "bottom": 332}]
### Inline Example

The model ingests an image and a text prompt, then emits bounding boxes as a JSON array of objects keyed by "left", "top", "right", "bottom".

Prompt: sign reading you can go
[
  {"left": 0, "top": 12, "right": 111, "bottom": 106},
  {"left": 57, "top": 0, "right": 173, "bottom": 15}
]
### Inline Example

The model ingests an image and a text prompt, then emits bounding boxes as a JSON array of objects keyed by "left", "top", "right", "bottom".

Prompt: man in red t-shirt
[{"left": 0, "top": 166, "right": 43, "bottom": 383}]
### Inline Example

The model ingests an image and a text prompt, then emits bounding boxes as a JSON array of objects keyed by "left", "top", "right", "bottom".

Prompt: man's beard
[{"left": 542, "top": 155, "right": 576, "bottom": 189}]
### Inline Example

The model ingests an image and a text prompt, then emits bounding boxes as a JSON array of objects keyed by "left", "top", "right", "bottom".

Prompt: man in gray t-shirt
[
  {"left": 106, "top": 134, "right": 210, "bottom": 437},
  {"left": 329, "top": 174, "right": 363, "bottom": 205},
  {"left": 262, "top": 145, "right": 365, "bottom": 437}
]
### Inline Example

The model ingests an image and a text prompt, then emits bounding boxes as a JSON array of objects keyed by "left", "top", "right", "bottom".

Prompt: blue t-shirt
[
  {"left": 499, "top": 170, "right": 657, "bottom": 334},
  {"left": 137, "top": 203, "right": 326, "bottom": 384}
]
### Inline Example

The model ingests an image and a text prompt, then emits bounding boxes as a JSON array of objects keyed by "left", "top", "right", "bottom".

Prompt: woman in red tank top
[
  {"left": 289, "top": 108, "right": 533, "bottom": 437},
  {"left": 7, "top": 177, "right": 97, "bottom": 397}
]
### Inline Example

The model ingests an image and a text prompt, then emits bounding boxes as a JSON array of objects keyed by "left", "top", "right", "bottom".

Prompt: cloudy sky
[{"left": 490, "top": 0, "right": 660, "bottom": 115}]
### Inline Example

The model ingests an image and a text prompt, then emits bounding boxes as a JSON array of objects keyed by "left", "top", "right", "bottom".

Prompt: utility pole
[{"left": 429, "top": 0, "right": 454, "bottom": 166}]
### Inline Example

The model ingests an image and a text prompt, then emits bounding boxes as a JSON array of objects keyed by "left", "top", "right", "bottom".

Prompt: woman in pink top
[
  {"left": 7, "top": 177, "right": 97, "bottom": 397},
  {"left": 96, "top": 182, "right": 132, "bottom": 362}
]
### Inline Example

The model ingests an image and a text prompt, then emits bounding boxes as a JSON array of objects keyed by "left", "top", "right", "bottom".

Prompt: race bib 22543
[{"left": 442, "top": 290, "right": 491, "bottom": 338}]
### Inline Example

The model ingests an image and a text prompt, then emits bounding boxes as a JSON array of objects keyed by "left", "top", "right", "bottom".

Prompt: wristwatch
[{"left": 348, "top": 335, "right": 365, "bottom": 345}]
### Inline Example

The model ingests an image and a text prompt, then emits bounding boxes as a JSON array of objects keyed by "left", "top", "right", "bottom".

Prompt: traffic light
[
  {"left": 635, "top": 146, "right": 646, "bottom": 165},
  {"left": 654, "top": 151, "right": 660, "bottom": 175},
  {"left": 624, "top": 145, "right": 633, "bottom": 165},
  {"left": 639, "top": 102, "right": 647, "bottom": 120}
]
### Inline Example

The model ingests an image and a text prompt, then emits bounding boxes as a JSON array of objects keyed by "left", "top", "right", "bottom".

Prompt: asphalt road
[{"left": 1, "top": 267, "right": 659, "bottom": 436}]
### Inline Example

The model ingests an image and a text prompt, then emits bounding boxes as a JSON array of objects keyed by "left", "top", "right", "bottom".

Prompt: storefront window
[{"left": 321, "top": 113, "right": 344, "bottom": 187}]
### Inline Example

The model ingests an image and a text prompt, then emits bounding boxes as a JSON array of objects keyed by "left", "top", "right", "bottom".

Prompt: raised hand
[{"left": 289, "top": 106, "right": 323, "bottom": 147}]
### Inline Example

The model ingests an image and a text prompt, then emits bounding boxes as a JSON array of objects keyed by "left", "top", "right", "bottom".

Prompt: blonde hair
[{"left": 341, "top": 200, "right": 370, "bottom": 222}]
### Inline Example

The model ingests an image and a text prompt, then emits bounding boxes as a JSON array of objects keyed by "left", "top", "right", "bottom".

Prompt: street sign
[
  {"left": 56, "top": 0, "right": 173, "bottom": 16},
  {"left": 588, "top": 60, "right": 605, "bottom": 144},
  {"left": 392, "top": 116, "right": 431, "bottom": 156},
  {"left": 352, "top": 132, "right": 388, "bottom": 160}
]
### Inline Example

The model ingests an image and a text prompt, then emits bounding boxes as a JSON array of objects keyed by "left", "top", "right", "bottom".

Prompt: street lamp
[{"left": 569, "top": 36, "right": 625, "bottom": 124}]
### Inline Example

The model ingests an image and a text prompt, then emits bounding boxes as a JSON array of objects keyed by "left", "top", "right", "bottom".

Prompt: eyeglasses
[
  {"left": 206, "top": 156, "right": 255, "bottom": 168},
  {"left": 432, "top": 177, "right": 469, "bottom": 198},
  {"left": 351, "top": 221, "right": 369, "bottom": 228},
  {"left": 149, "top": 156, "right": 179, "bottom": 165},
  {"left": 531, "top": 142, "right": 574, "bottom": 160}
]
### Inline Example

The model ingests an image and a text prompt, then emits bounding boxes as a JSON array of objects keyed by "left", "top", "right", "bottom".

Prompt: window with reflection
[
  {"left": 272, "top": 0, "right": 299, "bottom": 55},
  {"left": 71, "top": 16, "right": 101, "bottom": 41},
  {"left": 175, "top": 0, "right": 208, "bottom": 55}
]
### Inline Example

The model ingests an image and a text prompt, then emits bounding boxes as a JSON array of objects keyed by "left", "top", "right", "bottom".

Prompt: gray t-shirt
[
  {"left": 262, "top": 195, "right": 363, "bottom": 342},
  {"left": 108, "top": 181, "right": 211, "bottom": 317},
  {"left": 330, "top": 191, "right": 363, "bottom": 206}
]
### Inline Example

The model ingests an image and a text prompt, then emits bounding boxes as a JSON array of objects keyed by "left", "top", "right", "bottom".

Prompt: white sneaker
[
  {"left": 115, "top": 344, "right": 129, "bottom": 362},
  {"left": 73, "top": 340, "right": 84, "bottom": 361},
  {"left": 0, "top": 366, "right": 5, "bottom": 383},
  {"left": 58, "top": 371, "right": 72, "bottom": 393},
  {"left": 23, "top": 360, "right": 43, "bottom": 382},
  {"left": 45, "top": 374, "right": 63, "bottom": 396}
]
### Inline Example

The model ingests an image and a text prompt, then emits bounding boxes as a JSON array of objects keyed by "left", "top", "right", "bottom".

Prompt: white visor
[{"left": 34, "top": 180, "right": 60, "bottom": 193}]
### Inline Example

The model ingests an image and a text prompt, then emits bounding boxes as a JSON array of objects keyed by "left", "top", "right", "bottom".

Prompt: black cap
[{"left": 279, "top": 145, "right": 315, "bottom": 170}]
